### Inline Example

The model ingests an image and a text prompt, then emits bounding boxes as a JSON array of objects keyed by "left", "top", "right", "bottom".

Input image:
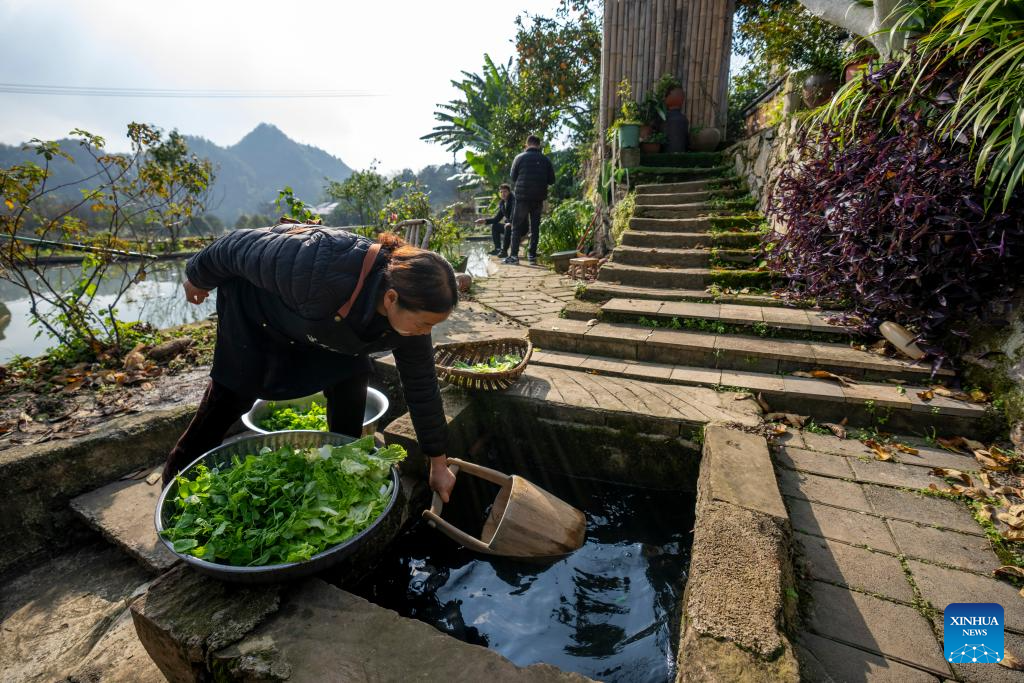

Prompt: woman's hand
[
  {"left": 428, "top": 455, "right": 456, "bottom": 503},
  {"left": 183, "top": 279, "right": 210, "bottom": 305}
]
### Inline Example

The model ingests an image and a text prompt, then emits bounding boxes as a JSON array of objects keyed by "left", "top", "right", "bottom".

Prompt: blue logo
[{"left": 944, "top": 603, "right": 1004, "bottom": 663}]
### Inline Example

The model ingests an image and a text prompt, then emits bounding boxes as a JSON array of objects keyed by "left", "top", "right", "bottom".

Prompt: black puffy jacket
[
  {"left": 186, "top": 225, "right": 448, "bottom": 455},
  {"left": 510, "top": 148, "right": 556, "bottom": 202}
]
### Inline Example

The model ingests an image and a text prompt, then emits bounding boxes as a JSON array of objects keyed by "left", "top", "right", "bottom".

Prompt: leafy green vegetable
[
  {"left": 259, "top": 401, "right": 328, "bottom": 431},
  {"left": 160, "top": 436, "right": 406, "bottom": 566},
  {"left": 453, "top": 354, "right": 522, "bottom": 374}
]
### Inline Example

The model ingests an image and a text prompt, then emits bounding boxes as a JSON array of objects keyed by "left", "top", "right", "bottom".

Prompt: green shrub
[{"left": 538, "top": 199, "right": 595, "bottom": 256}]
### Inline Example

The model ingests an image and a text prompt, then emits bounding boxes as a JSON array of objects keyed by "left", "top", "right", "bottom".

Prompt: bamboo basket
[{"left": 434, "top": 337, "right": 532, "bottom": 391}]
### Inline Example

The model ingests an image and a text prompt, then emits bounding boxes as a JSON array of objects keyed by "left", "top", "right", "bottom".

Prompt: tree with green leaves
[
  {"left": 324, "top": 161, "right": 400, "bottom": 226},
  {"left": 0, "top": 123, "right": 213, "bottom": 358}
]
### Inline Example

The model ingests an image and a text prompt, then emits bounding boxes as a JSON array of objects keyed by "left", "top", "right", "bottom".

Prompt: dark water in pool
[{"left": 352, "top": 473, "right": 695, "bottom": 682}]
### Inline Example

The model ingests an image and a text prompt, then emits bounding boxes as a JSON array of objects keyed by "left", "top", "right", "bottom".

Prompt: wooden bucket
[{"left": 422, "top": 458, "right": 586, "bottom": 559}]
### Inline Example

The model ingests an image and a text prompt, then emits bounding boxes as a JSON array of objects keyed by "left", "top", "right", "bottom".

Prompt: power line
[{"left": 0, "top": 83, "right": 380, "bottom": 99}]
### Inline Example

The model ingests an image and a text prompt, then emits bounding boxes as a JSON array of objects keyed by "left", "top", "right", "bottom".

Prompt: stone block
[
  {"left": 785, "top": 497, "right": 898, "bottom": 553},
  {"left": 795, "top": 532, "right": 914, "bottom": 603},
  {"left": 798, "top": 432, "right": 872, "bottom": 457},
  {"left": 640, "top": 329, "right": 717, "bottom": 365},
  {"left": 720, "top": 370, "right": 785, "bottom": 392},
  {"left": 71, "top": 478, "right": 178, "bottom": 574},
  {"left": 718, "top": 304, "right": 764, "bottom": 324},
  {"left": 621, "top": 359, "right": 675, "bottom": 380},
  {"left": 847, "top": 458, "right": 940, "bottom": 489},
  {"left": 130, "top": 565, "right": 281, "bottom": 683},
  {"left": 702, "top": 426, "right": 787, "bottom": 520},
  {"left": 862, "top": 485, "right": 982, "bottom": 535},
  {"left": 0, "top": 405, "right": 195, "bottom": 577},
  {"left": 601, "top": 297, "right": 663, "bottom": 316},
  {"left": 659, "top": 301, "right": 719, "bottom": 319},
  {"left": 908, "top": 559, "right": 1024, "bottom": 633},
  {"left": 669, "top": 365, "right": 722, "bottom": 386},
  {"left": 781, "top": 375, "right": 845, "bottom": 401},
  {"left": 887, "top": 519, "right": 999, "bottom": 573},
  {"left": 776, "top": 469, "right": 871, "bottom": 512},
  {"left": 804, "top": 581, "right": 950, "bottom": 675},
  {"left": 774, "top": 446, "right": 855, "bottom": 479},
  {"left": 796, "top": 632, "right": 940, "bottom": 682},
  {"left": 580, "top": 322, "right": 650, "bottom": 360},
  {"left": 761, "top": 307, "right": 812, "bottom": 331},
  {"left": 211, "top": 580, "right": 589, "bottom": 682}
]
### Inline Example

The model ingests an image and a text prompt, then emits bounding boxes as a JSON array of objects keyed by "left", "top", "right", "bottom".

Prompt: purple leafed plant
[{"left": 767, "top": 53, "right": 1024, "bottom": 356}]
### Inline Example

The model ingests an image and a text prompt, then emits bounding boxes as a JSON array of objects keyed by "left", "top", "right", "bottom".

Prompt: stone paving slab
[
  {"left": 805, "top": 580, "right": 951, "bottom": 676},
  {"left": 786, "top": 497, "right": 899, "bottom": 553},
  {"left": 863, "top": 485, "right": 983, "bottom": 536},
  {"left": 797, "top": 631, "right": 941, "bottom": 682},
  {"left": 887, "top": 519, "right": 1000, "bottom": 573},
  {"left": 950, "top": 631, "right": 1024, "bottom": 682},
  {"left": 504, "top": 364, "right": 761, "bottom": 429},
  {"left": 776, "top": 468, "right": 872, "bottom": 511},
  {"left": 847, "top": 457, "right": 941, "bottom": 489},
  {"left": 775, "top": 445, "right": 857, "bottom": 478},
  {"left": 908, "top": 559, "right": 1024, "bottom": 634},
  {"left": 70, "top": 477, "right": 178, "bottom": 574},
  {"left": 796, "top": 532, "right": 915, "bottom": 603},
  {"left": 798, "top": 432, "right": 875, "bottom": 457}
]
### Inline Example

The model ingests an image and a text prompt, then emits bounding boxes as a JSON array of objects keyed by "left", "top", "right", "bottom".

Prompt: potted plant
[
  {"left": 640, "top": 131, "right": 667, "bottom": 154},
  {"left": 611, "top": 79, "right": 643, "bottom": 149},
  {"left": 842, "top": 39, "right": 877, "bottom": 82},
  {"left": 689, "top": 125, "right": 722, "bottom": 152},
  {"left": 655, "top": 73, "right": 684, "bottom": 111},
  {"left": 639, "top": 90, "right": 667, "bottom": 138}
]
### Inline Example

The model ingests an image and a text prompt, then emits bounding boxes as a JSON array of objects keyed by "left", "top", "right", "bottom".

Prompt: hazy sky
[{"left": 0, "top": 0, "right": 566, "bottom": 173}]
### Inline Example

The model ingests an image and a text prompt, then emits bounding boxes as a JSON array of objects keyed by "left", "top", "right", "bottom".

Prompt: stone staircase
[{"left": 533, "top": 152, "right": 993, "bottom": 439}]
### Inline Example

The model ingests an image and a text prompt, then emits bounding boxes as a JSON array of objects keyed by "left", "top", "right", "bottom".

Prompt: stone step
[
  {"left": 631, "top": 188, "right": 747, "bottom": 205},
  {"left": 639, "top": 151, "right": 723, "bottom": 168},
  {"left": 625, "top": 165, "right": 733, "bottom": 184},
  {"left": 621, "top": 231, "right": 711, "bottom": 249},
  {"left": 635, "top": 177, "right": 741, "bottom": 194},
  {"left": 635, "top": 203, "right": 717, "bottom": 219},
  {"left": 526, "top": 349, "right": 990, "bottom": 440},
  {"left": 630, "top": 216, "right": 714, "bottom": 232},
  {"left": 600, "top": 298, "right": 855, "bottom": 339},
  {"left": 528, "top": 317, "right": 952, "bottom": 383},
  {"left": 612, "top": 245, "right": 710, "bottom": 268},
  {"left": 598, "top": 261, "right": 709, "bottom": 289},
  {"left": 70, "top": 475, "right": 179, "bottom": 575},
  {"left": 582, "top": 281, "right": 787, "bottom": 306},
  {"left": 635, "top": 193, "right": 753, "bottom": 209}
]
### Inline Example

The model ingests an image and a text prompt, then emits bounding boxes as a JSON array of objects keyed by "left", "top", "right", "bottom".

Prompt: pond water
[
  {"left": 352, "top": 471, "right": 694, "bottom": 682},
  {"left": 0, "top": 260, "right": 216, "bottom": 363},
  {"left": 0, "top": 240, "right": 492, "bottom": 364}
]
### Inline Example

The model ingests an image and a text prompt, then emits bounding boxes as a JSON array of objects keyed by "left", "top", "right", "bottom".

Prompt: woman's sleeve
[
  {"left": 185, "top": 228, "right": 274, "bottom": 291},
  {"left": 392, "top": 335, "right": 448, "bottom": 456}
]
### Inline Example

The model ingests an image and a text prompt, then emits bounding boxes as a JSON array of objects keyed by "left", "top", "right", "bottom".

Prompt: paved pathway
[
  {"left": 470, "top": 260, "right": 577, "bottom": 326},
  {"left": 775, "top": 430, "right": 1022, "bottom": 682}
]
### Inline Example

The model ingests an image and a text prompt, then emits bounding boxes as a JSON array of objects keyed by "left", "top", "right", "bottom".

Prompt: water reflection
[
  {"left": 353, "top": 474, "right": 694, "bottom": 682},
  {"left": 0, "top": 260, "right": 216, "bottom": 362}
]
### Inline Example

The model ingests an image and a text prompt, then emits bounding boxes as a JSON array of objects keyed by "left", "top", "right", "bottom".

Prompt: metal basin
[
  {"left": 240, "top": 388, "right": 389, "bottom": 436},
  {"left": 154, "top": 431, "right": 400, "bottom": 583}
]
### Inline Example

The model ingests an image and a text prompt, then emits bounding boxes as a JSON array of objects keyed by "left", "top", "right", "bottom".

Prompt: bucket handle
[{"left": 421, "top": 458, "right": 513, "bottom": 554}]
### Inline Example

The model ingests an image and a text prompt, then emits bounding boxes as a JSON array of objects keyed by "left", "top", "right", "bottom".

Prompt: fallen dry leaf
[
  {"left": 755, "top": 392, "right": 772, "bottom": 413},
  {"left": 1008, "top": 504, "right": 1024, "bottom": 518},
  {"left": 894, "top": 443, "right": 919, "bottom": 456},
  {"left": 976, "top": 450, "right": 1010, "bottom": 472},
  {"left": 977, "top": 504, "right": 997, "bottom": 523},
  {"left": 931, "top": 467, "right": 973, "bottom": 486},
  {"left": 768, "top": 423, "right": 788, "bottom": 435},
  {"left": 765, "top": 412, "right": 808, "bottom": 428},
  {"left": 1004, "top": 528, "right": 1024, "bottom": 542},
  {"left": 822, "top": 422, "right": 847, "bottom": 439},
  {"left": 994, "top": 566, "right": 1024, "bottom": 581},
  {"left": 792, "top": 369, "right": 857, "bottom": 387},
  {"left": 937, "top": 436, "right": 969, "bottom": 454},
  {"left": 996, "top": 513, "right": 1024, "bottom": 530},
  {"left": 865, "top": 439, "right": 892, "bottom": 461},
  {"left": 917, "top": 389, "right": 935, "bottom": 401},
  {"left": 963, "top": 437, "right": 986, "bottom": 452},
  {"left": 1001, "top": 651, "right": 1024, "bottom": 671},
  {"left": 979, "top": 472, "right": 996, "bottom": 488}
]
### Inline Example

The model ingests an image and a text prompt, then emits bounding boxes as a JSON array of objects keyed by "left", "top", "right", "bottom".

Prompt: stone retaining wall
[
  {"left": 723, "top": 116, "right": 801, "bottom": 217},
  {"left": 0, "top": 405, "right": 195, "bottom": 579}
]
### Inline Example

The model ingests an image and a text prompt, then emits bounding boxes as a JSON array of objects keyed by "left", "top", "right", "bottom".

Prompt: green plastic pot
[{"left": 617, "top": 124, "right": 640, "bottom": 149}]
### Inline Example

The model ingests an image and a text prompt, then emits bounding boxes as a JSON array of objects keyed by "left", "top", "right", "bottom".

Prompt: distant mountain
[
  {"left": 0, "top": 123, "right": 352, "bottom": 222},
  {"left": 186, "top": 124, "right": 352, "bottom": 220}
]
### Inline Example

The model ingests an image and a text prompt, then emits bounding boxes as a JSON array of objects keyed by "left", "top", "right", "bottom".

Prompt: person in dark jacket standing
[
  {"left": 506, "top": 135, "right": 555, "bottom": 265},
  {"left": 474, "top": 183, "right": 515, "bottom": 257},
  {"left": 163, "top": 226, "right": 459, "bottom": 502}
]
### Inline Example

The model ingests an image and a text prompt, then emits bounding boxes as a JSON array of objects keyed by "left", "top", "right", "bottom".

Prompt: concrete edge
[
  {"left": 676, "top": 424, "right": 800, "bottom": 682},
  {"left": 0, "top": 404, "right": 196, "bottom": 579}
]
